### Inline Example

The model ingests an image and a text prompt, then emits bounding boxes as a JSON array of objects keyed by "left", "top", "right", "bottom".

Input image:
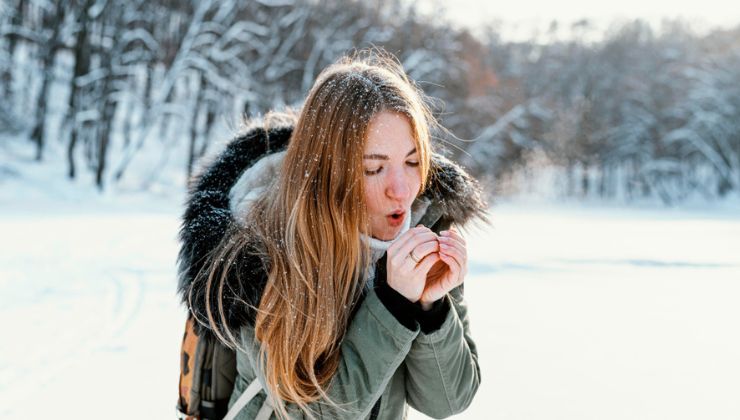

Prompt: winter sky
[{"left": 417, "top": 0, "right": 739, "bottom": 40}]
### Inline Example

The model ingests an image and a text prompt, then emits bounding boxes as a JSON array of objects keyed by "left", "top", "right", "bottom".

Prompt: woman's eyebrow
[{"left": 363, "top": 147, "right": 417, "bottom": 160}]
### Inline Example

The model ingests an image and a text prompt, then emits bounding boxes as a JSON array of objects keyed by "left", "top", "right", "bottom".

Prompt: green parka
[
  {"left": 177, "top": 118, "right": 487, "bottom": 419},
  {"left": 230, "top": 283, "right": 479, "bottom": 419}
]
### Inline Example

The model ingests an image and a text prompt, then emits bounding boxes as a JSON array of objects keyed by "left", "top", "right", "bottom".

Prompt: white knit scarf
[{"left": 360, "top": 211, "right": 412, "bottom": 289}]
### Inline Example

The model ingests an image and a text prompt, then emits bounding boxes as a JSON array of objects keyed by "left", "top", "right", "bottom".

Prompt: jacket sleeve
[
  {"left": 231, "top": 289, "right": 420, "bottom": 419},
  {"left": 403, "top": 285, "right": 481, "bottom": 418}
]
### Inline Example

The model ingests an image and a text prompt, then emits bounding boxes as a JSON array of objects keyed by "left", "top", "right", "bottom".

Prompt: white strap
[
  {"left": 223, "top": 379, "right": 263, "bottom": 420},
  {"left": 255, "top": 397, "right": 274, "bottom": 420}
]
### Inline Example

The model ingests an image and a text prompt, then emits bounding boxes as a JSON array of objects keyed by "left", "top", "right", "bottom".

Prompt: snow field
[{"left": 1, "top": 201, "right": 739, "bottom": 419}]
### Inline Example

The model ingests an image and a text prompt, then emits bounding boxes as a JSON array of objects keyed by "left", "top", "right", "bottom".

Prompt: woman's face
[{"left": 363, "top": 111, "right": 422, "bottom": 241}]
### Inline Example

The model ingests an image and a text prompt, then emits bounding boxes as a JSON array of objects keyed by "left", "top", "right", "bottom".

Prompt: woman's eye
[
  {"left": 406, "top": 161, "right": 419, "bottom": 167},
  {"left": 364, "top": 167, "right": 383, "bottom": 175}
]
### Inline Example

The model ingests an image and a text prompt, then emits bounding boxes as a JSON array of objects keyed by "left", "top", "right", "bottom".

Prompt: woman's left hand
[{"left": 419, "top": 227, "right": 468, "bottom": 309}]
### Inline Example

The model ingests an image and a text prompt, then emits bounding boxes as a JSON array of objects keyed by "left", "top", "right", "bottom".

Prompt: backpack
[{"left": 177, "top": 316, "right": 237, "bottom": 419}]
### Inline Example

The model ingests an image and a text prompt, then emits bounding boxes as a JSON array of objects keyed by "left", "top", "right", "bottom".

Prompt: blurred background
[
  {"left": 1, "top": 1, "right": 739, "bottom": 419},
  {"left": 1, "top": 0, "right": 739, "bottom": 203}
]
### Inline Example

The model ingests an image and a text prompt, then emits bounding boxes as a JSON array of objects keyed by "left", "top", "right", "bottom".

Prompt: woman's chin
[
  {"left": 371, "top": 226, "right": 401, "bottom": 242},
  {"left": 372, "top": 233, "right": 393, "bottom": 241}
]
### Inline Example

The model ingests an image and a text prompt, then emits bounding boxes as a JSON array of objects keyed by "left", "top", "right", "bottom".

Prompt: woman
[{"left": 178, "top": 50, "right": 487, "bottom": 419}]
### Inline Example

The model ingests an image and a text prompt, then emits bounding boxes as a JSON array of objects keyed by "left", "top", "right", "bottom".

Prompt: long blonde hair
[{"left": 201, "top": 50, "right": 436, "bottom": 419}]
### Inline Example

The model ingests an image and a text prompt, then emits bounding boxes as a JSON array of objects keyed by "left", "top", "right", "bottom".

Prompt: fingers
[
  {"left": 439, "top": 228, "right": 467, "bottom": 281},
  {"left": 439, "top": 238, "right": 465, "bottom": 259},
  {"left": 439, "top": 229, "right": 466, "bottom": 260},
  {"left": 439, "top": 243, "right": 464, "bottom": 271},
  {"left": 388, "top": 225, "right": 428, "bottom": 254},
  {"left": 439, "top": 227, "right": 466, "bottom": 248},
  {"left": 438, "top": 251, "right": 462, "bottom": 283},
  {"left": 408, "top": 239, "right": 439, "bottom": 263},
  {"left": 388, "top": 226, "right": 466, "bottom": 280},
  {"left": 385, "top": 226, "right": 441, "bottom": 303},
  {"left": 390, "top": 228, "right": 438, "bottom": 265},
  {"left": 384, "top": 225, "right": 469, "bottom": 303},
  {"left": 417, "top": 251, "right": 440, "bottom": 274},
  {"left": 397, "top": 238, "right": 438, "bottom": 269}
]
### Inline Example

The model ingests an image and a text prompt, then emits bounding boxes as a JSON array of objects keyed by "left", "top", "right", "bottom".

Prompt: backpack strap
[
  {"left": 178, "top": 317, "right": 201, "bottom": 415},
  {"left": 223, "top": 378, "right": 263, "bottom": 420},
  {"left": 178, "top": 316, "right": 237, "bottom": 419},
  {"left": 254, "top": 394, "right": 275, "bottom": 420},
  {"left": 177, "top": 317, "right": 275, "bottom": 419}
]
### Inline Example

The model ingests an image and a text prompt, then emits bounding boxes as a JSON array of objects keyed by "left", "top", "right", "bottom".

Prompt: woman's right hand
[{"left": 386, "top": 226, "right": 440, "bottom": 302}]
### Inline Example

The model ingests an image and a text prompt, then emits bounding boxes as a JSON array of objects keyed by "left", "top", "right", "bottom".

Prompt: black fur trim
[{"left": 176, "top": 124, "right": 291, "bottom": 335}]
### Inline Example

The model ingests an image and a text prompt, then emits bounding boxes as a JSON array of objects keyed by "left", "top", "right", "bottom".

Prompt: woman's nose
[{"left": 385, "top": 169, "right": 411, "bottom": 200}]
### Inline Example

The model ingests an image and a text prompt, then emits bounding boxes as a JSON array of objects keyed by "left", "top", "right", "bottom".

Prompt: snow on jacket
[{"left": 177, "top": 117, "right": 488, "bottom": 419}]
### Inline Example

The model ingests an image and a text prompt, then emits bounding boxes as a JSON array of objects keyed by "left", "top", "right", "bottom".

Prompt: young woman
[{"left": 178, "top": 50, "right": 488, "bottom": 419}]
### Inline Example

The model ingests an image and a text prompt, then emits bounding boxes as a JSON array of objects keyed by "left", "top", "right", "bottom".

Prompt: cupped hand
[
  {"left": 419, "top": 227, "right": 467, "bottom": 308},
  {"left": 386, "top": 226, "right": 440, "bottom": 302}
]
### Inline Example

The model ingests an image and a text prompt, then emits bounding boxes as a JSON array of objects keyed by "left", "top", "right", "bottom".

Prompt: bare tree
[{"left": 29, "top": 1, "right": 66, "bottom": 161}]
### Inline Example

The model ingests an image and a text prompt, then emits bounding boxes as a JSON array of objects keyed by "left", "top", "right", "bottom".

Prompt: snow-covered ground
[
  {"left": 459, "top": 201, "right": 740, "bottom": 420},
  {"left": 2, "top": 174, "right": 739, "bottom": 418}
]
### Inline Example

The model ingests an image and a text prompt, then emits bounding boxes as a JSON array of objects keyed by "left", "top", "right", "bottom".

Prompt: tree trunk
[
  {"left": 96, "top": 95, "right": 117, "bottom": 190},
  {"left": 1, "top": 0, "right": 26, "bottom": 99},
  {"left": 200, "top": 104, "right": 216, "bottom": 158},
  {"left": 30, "top": 3, "right": 65, "bottom": 161},
  {"left": 581, "top": 162, "right": 589, "bottom": 197},
  {"left": 186, "top": 72, "right": 205, "bottom": 180},
  {"left": 30, "top": 72, "right": 51, "bottom": 160},
  {"left": 94, "top": 3, "right": 117, "bottom": 191},
  {"left": 66, "top": 0, "right": 93, "bottom": 179}
]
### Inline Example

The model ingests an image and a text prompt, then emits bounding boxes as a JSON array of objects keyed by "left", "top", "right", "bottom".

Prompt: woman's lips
[{"left": 386, "top": 211, "right": 406, "bottom": 227}]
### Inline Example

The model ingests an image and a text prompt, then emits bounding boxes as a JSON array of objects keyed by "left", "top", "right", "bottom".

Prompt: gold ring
[{"left": 409, "top": 249, "right": 421, "bottom": 263}]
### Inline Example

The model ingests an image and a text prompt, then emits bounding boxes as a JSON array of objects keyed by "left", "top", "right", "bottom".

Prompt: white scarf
[{"left": 360, "top": 212, "right": 412, "bottom": 289}]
